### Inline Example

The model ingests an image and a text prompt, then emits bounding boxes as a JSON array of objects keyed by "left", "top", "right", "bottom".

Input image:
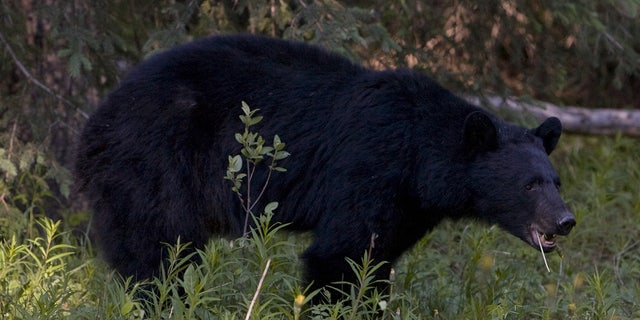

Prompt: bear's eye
[{"left": 525, "top": 178, "right": 542, "bottom": 191}]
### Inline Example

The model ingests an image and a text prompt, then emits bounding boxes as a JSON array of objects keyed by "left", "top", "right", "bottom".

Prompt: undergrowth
[{"left": 1, "top": 108, "right": 639, "bottom": 319}]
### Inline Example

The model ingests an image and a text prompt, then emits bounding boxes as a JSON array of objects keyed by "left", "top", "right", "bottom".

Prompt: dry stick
[
  {"left": 245, "top": 259, "right": 271, "bottom": 320},
  {"left": 538, "top": 238, "right": 551, "bottom": 273}
]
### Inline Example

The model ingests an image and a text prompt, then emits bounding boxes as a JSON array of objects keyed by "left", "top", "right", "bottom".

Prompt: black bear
[{"left": 75, "top": 35, "right": 575, "bottom": 294}]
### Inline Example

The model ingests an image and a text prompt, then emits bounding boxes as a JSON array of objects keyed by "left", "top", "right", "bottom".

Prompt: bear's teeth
[{"left": 537, "top": 231, "right": 557, "bottom": 246}]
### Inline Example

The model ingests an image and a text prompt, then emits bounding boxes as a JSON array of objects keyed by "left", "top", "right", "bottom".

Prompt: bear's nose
[{"left": 557, "top": 214, "right": 576, "bottom": 235}]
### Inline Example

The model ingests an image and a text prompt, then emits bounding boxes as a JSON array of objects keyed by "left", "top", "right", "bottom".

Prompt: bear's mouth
[{"left": 529, "top": 227, "right": 557, "bottom": 252}]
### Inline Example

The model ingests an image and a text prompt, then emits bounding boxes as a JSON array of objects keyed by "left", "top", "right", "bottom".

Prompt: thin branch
[
  {"left": 242, "top": 157, "right": 254, "bottom": 236},
  {"left": 245, "top": 258, "right": 271, "bottom": 320},
  {"left": 0, "top": 193, "right": 9, "bottom": 211},
  {"left": 0, "top": 31, "right": 86, "bottom": 118},
  {"left": 248, "top": 166, "right": 273, "bottom": 213}
]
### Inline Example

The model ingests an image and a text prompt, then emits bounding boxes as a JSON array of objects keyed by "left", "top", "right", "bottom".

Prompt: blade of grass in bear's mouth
[{"left": 538, "top": 235, "right": 551, "bottom": 272}]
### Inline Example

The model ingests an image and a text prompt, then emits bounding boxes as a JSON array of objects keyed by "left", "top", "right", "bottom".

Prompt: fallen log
[{"left": 464, "top": 95, "right": 640, "bottom": 137}]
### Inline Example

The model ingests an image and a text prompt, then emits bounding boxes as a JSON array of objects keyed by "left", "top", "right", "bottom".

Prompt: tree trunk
[{"left": 464, "top": 95, "right": 640, "bottom": 137}]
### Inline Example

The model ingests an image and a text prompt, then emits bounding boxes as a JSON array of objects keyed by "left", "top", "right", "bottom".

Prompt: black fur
[{"left": 75, "top": 35, "right": 575, "bottom": 294}]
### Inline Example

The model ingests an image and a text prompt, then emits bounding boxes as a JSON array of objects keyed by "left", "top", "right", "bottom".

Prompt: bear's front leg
[{"left": 301, "top": 230, "right": 393, "bottom": 303}]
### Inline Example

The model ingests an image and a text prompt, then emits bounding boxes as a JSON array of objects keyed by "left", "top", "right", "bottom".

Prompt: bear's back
[{"left": 122, "top": 35, "right": 364, "bottom": 89}]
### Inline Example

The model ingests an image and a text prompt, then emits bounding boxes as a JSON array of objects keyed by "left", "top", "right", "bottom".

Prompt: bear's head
[{"left": 462, "top": 112, "right": 575, "bottom": 252}]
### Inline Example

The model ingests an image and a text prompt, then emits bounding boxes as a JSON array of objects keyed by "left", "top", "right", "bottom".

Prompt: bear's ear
[
  {"left": 462, "top": 111, "right": 498, "bottom": 156},
  {"left": 533, "top": 117, "right": 562, "bottom": 154}
]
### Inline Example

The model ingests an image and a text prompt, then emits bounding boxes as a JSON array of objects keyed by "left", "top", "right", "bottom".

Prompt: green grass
[{"left": 1, "top": 134, "right": 639, "bottom": 319}]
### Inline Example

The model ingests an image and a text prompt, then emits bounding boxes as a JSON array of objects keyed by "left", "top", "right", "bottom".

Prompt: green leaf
[
  {"left": 182, "top": 264, "right": 197, "bottom": 291},
  {"left": 59, "top": 179, "right": 71, "bottom": 199},
  {"left": 241, "top": 101, "right": 251, "bottom": 115},
  {"left": 228, "top": 155, "right": 243, "bottom": 173},
  {"left": 121, "top": 300, "right": 134, "bottom": 315},
  {"left": 0, "top": 158, "right": 17, "bottom": 179},
  {"left": 264, "top": 201, "right": 279, "bottom": 214},
  {"left": 249, "top": 115, "right": 263, "bottom": 126},
  {"left": 274, "top": 151, "right": 290, "bottom": 160},
  {"left": 247, "top": 132, "right": 259, "bottom": 144},
  {"left": 57, "top": 48, "right": 73, "bottom": 58},
  {"left": 67, "top": 52, "right": 92, "bottom": 78},
  {"left": 235, "top": 133, "right": 244, "bottom": 144},
  {"left": 261, "top": 146, "right": 274, "bottom": 155}
]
